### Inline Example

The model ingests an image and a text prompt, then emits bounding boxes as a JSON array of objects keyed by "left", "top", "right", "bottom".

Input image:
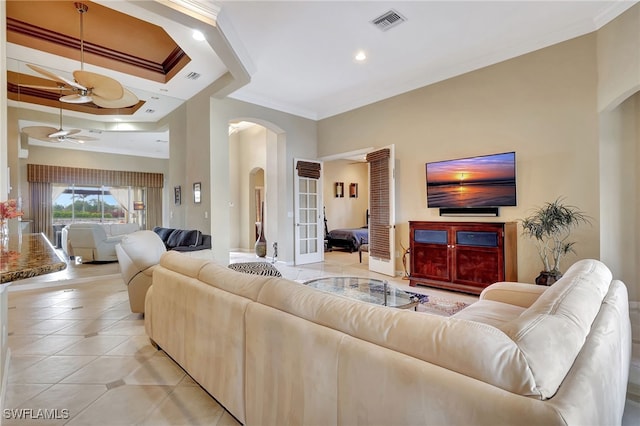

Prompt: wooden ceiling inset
[{"left": 6, "top": 1, "right": 191, "bottom": 83}]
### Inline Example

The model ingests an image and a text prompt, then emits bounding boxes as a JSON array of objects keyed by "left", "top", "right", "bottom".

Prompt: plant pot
[{"left": 535, "top": 271, "right": 562, "bottom": 286}]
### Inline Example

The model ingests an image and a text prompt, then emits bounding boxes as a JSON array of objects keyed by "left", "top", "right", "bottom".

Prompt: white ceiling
[{"left": 8, "top": 0, "right": 638, "bottom": 158}]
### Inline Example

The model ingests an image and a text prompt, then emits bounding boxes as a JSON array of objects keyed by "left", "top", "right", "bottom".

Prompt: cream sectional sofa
[{"left": 145, "top": 253, "right": 631, "bottom": 425}]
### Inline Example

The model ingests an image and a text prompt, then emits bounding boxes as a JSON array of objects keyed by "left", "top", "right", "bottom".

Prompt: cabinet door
[
  {"left": 452, "top": 228, "right": 504, "bottom": 287},
  {"left": 411, "top": 228, "right": 452, "bottom": 282}
]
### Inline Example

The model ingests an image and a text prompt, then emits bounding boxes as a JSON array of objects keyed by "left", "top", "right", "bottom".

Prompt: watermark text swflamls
[{"left": 3, "top": 408, "right": 70, "bottom": 420}]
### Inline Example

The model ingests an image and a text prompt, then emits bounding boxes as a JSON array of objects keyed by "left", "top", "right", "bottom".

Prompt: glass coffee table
[{"left": 303, "top": 276, "right": 419, "bottom": 310}]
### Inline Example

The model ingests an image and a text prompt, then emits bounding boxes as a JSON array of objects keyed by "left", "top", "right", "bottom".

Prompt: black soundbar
[{"left": 439, "top": 207, "right": 500, "bottom": 217}]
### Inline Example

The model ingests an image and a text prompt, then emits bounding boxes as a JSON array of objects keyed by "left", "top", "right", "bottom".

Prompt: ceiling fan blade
[
  {"left": 31, "top": 136, "right": 62, "bottom": 144},
  {"left": 27, "top": 64, "right": 86, "bottom": 91},
  {"left": 68, "top": 135, "right": 98, "bottom": 143},
  {"left": 48, "top": 128, "right": 82, "bottom": 138},
  {"left": 17, "top": 84, "right": 74, "bottom": 92},
  {"left": 92, "top": 88, "right": 139, "bottom": 108},
  {"left": 22, "top": 126, "right": 60, "bottom": 139},
  {"left": 74, "top": 70, "right": 124, "bottom": 101}
]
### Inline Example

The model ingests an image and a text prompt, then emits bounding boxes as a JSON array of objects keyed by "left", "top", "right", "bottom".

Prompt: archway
[{"left": 227, "top": 119, "right": 281, "bottom": 259}]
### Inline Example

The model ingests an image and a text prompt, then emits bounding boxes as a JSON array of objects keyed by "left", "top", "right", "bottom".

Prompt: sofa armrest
[{"left": 479, "top": 282, "right": 547, "bottom": 308}]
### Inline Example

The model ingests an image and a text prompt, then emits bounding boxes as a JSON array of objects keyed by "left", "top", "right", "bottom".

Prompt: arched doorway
[{"left": 228, "top": 120, "right": 277, "bottom": 257}]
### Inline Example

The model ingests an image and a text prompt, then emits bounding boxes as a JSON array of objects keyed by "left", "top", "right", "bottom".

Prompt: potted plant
[{"left": 520, "top": 197, "right": 591, "bottom": 285}]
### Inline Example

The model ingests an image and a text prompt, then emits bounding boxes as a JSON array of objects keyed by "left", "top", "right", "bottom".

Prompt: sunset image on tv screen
[{"left": 426, "top": 152, "right": 516, "bottom": 208}]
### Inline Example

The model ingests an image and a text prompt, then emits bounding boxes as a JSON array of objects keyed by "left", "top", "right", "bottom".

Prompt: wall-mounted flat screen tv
[{"left": 426, "top": 151, "right": 517, "bottom": 208}]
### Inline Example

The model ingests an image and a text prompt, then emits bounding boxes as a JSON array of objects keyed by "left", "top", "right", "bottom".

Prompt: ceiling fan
[
  {"left": 22, "top": 103, "right": 98, "bottom": 144},
  {"left": 19, "top": 2, "right": 139, "bottom": 109}
]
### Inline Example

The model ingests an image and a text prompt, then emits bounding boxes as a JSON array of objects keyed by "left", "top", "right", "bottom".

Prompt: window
[{"left": 52, "top": 184, "right": 145, "bottom": 227}]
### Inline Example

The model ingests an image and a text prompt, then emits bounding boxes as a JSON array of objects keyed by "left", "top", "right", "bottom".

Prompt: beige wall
[
  {"left": 599, "top": 93, "right": 639, "bottom": 301},
  {"left": 229, "top": 125, "right": 268, "bottom": 251},
  {"left": 319, "top": 34, "right": 601, "bottom": 284},
  {"left": 323, "top": 160, "right": 369, "bottom": 230},
  {"left": 597, "top": 3, "right": 640, "bottom": 112},
  {"left": 596, "top": 4, "right": 640, "bottom": 302},
  {"left": 164, "top": 104, "right": 187, "bottom": 229},
  {"left": 208, "top": 97, "right": 317, "bottom": 264}
]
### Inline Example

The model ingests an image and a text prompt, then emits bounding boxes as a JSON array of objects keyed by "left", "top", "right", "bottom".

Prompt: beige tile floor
[{"left": 5, "top": 249, "right": 640, "bottom": 425}]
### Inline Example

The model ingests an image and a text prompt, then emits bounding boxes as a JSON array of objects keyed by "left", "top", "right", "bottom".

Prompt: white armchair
[
  {"left": 116, "top": 230, "right": 167, "bottom": 313},
  {"left": 66, "top": 223, "right": 125, "bottom": 262}
]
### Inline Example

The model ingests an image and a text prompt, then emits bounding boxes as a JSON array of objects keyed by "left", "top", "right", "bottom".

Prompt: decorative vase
[
  {"left": 255, "top": 221, "right": 267, "bottom": 257},
  {"left": 535, "top": 271, "right": 561, "bottom": 286}
]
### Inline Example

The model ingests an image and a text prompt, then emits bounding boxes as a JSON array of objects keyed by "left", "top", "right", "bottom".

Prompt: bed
[{"left": 326, "top": 226, "right": 369, "bottom": 252}]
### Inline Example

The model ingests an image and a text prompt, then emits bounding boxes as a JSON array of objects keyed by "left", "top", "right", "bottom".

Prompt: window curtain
[
  {"left": 27, "top": 164, "right": 164, "bottom": 235},
  {"left": 51, "top": 184, "right": 66, "bottom": 203},
  {"left": 109, "top": 187, "right": 131, "bottom": 221},
  {"left": 146, "top": 187, "right": 162, "bottom": 230},
  {"left": 366, "top": 149, "right": 391, "bottom": 260},
  {"left": 29, "top": 182, "right": 52, "bottom": 240}
]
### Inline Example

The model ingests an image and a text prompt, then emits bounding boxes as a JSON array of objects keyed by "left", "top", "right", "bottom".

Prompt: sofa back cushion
[
  {"left": 166, "top": 229, "right": 202, "bottom": 248},
  {"left": 199, "top": 261, "right": 272, "bottom": 301},
  {"left": 159, "top": 251, "right": 208, "bottom": 278},
  {"left": 153, "top": 226, "right": 174, "bottom": 242},
  {"left": 499, "top": 259, "right": 612, "bottom": 399},
  {"left": 255, "top": 276, "right": 540, "bottom": 397},
  {"left": 68, "top": 223, "right": 107, "bottom": 245},
  {"left": 153, "top": 227, "right": 203, "bottom": 248},
  {"left": 107, "top": 223, "right": 139, "bottom": 236}
]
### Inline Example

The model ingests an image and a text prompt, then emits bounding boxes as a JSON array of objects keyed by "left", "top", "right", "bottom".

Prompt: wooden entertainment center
[{"left": 409, "top": 221, "right": 517, "bottom": 295}]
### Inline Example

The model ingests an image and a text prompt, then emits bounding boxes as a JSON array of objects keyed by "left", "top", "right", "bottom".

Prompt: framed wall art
[
  {"left": 174, "top": 186, "right": 181, "bottom": 205},
  {"left": 193, "top": 182, "right": 201, "bottom": 204},
  {"left": 350, "top": 183, "right": 358, "bottom": 198}
]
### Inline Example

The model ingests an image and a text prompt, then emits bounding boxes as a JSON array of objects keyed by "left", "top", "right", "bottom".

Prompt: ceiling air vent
[
  {"left": 371, "top": 9, "right": 406, "bottom": 31},
  {"left": 185, "top": 72, "right": 201, "bottom": 80}
]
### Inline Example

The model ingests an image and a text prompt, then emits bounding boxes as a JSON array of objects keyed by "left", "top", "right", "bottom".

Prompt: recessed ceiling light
[
  {"left": 192, "top": 30, "right": 205, "bottom": 41},
  {"left": 355, "top": 51, "right": 367, "bottom": 62}
]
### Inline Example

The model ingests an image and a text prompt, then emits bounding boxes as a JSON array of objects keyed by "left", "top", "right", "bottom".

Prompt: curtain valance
[
  {"left": 296, "top": 161, "right": 321, "bottom": 179},
  {"left": 27, "top": 164, "right": 164, "bottom": 188}
]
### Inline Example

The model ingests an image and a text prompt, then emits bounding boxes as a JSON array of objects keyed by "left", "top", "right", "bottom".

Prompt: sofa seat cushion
[{"left": 452, "top": 299, "right": 525, "bottom": 327}]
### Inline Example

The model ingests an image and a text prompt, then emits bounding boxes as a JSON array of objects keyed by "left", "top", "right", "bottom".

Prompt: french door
[{"left": 294, "top": 158, "right": 324, "bottom": 265}]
